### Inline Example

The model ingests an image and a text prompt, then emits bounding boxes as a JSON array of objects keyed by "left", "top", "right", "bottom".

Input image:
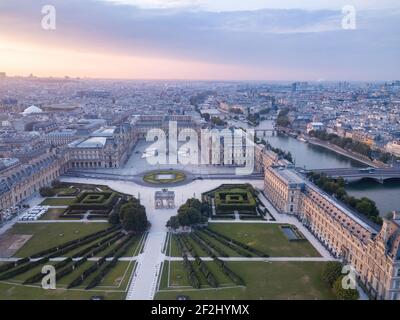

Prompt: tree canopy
[
  {"left": 333, "top": 276, "right": 359, "bottom": 300},
  {"left": 166, "top": 198, "right": 208, "bottom": 229},
  {"left": 118, "top": 198, "right": 148, "bottom": 233},
  {"left": 322, "top": 261, "right": 343, "bottom": 287}
]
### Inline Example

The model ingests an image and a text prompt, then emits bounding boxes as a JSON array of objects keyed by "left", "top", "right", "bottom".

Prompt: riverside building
[{"left": 264, "top": 165, "right": 400, "bottom": 300}]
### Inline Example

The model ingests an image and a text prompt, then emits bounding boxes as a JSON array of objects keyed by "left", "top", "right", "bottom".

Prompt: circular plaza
[{"left": 140, "top": 169, "right": 191, "bottom": 187}]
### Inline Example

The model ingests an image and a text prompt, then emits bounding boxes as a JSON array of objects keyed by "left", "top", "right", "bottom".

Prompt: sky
[{"left": 0, "top": 0, "right": 399, "bottom": 81}]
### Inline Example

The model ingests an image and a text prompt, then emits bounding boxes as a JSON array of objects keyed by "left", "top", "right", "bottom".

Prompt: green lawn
[
  {"left": 0, "top": 257, "right": 135, "bottom": 300},
  {"left": 143, "top": 170, "right": 186, "bottom": 184},
  {"left": 40, "top": 208, "right": 66, "bottom": 220},
  {"left": 0, "top": 282, "right": 125, "bottom": 300},
  {"left": 156, "top": 261, "right": 335, "bottom": 300},
  {"left": 6, "top": 222, "right": 110, "bottom": 257},
  {"left": 208, "top": 223, "right": 320, "bottom": 257},
  {"left": 40, "top": 198, "right": 76, "bottom": 206},
  {"left": 54, "top": 187, "right": 79, "bottom": 196},
  {"left": 98, "top": 261, "right": 136, "bottom": 288}
]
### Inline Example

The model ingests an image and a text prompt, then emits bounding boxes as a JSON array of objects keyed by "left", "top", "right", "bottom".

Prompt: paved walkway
[
  {"left": 61, "top": 176, "right": 265, "bottom": 300},
  {"left": 0, "top": 195, "right": 44, "bottom": 236},
  {"left": 0, "top": 256, "right": 139, "bottom": 262},
  {"left": 16, "top": 220, "right": 108, "bottom": 224},
  {"left": 166, "top": 257, "right": 337, "bottom": 262},
  {"left": 59, "top": 177, "right": 336, "bottom": 298}
]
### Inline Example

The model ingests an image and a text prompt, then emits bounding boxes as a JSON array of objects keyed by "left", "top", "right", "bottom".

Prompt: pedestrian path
[
  {"left": 166, "top": 256, "right": 337, "bottom": 262},
  {"left": 0, "top": 196, "right": 44, "bottom": 236},
  {"left": 16, "top": 220, "right": 108, "bottom": 224},
  {"left": 126, "top": 230, "right": 166, "bottom": 300}
]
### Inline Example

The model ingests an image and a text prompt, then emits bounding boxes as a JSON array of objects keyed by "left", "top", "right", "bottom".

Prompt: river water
[{"left": 254, "top": 120, "right": 400, "bottom": 216}]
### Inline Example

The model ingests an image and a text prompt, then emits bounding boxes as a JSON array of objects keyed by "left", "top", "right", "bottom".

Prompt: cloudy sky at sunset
[{"left": 0, "top": 0, "right": 399, "bottom": 80}]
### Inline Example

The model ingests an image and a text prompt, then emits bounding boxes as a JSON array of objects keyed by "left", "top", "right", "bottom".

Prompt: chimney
[{"left": 393, "top": 211, "right": 400, "bottom": 221}]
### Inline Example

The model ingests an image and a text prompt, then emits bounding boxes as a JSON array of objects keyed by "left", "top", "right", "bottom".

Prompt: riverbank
[
  {"left": 274, "top": 125, "right": 386, "bottom": 169},
  {"left": 304, "top": 137, "right": 387, "bottom": 168}
]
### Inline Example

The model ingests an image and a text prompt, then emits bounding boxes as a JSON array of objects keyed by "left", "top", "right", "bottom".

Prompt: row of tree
[
  {"left": 309, "top": 130, "right": 373, "bottom": 159},
  {"left": 322, "top": 262, "right": 359, "bottom": 300},
  {"left": 262, "top": 140, "right": 293, "bottom": 163},
  {"left": 307, "top": 172, "right": 382, "bottom": 225}
]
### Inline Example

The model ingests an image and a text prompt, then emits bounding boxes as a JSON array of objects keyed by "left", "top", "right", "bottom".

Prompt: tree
[
  {"left": 335, "top": 187, "right": 346, "bottom": 200},
  {"left": 178, "top": 207, "right": 202, "bottom": 226},
  {"left": 211, "top": 117, "right": 226, "bottom": 126},
  {"left": 385, "top": 211, "right": 394, "bottom": 220},
  {"left": 51, "top": 180, "right": 63, "bottom": 188},
  {"left": 355, "top": 198, "right": 379, "bottom": 218},
  {"left": 39, "top": 187, "right": 56, "bottom": 197},
  {"left": 333, "top": 276, "right": 359, "bottom": 300},
  {"left": 119, "top": 200, "right": 148, "bottom": 233},
  {"left": 322, "top": 261, "right": 343, "bottom": 286},
  {"left": 186, "top": 198, "right": 202, "bottom": 211},
  {"left": 379, "top": 152, "right": 391, "bottom": 164},
  {"left": 202, "top": 113, "right": 210, "bottom": 122},
  {"left": 108, "top": 210, "right": 120, "bottom": 225},
  {"left": 276, "top": 108, "right": 291, "bottom": 127},
  {"left": 166, "top": 216, "right": 180, "bottom": 230},
  {"left": 166, "top": 198, "right": 208, "bottom": 228}
]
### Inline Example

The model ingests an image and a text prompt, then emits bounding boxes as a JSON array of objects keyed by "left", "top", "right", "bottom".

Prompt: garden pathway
[{"left": 60, "top": 177, "right": 264, "bottom": 300}]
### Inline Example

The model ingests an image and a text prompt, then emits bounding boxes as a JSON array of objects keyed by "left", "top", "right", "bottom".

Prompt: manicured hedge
[
  {"left": 198, "top": 260, "right": 218, "bottom": 288},
  {"left": 203, "top": 228, "right": 269, "bottom": 257},
  {"left": 72, "top": 232, "right": 124, "bottom": 258},
  {"left": 67, "top": 234, "right": 134, "bottom": 289},
  {"left": 67, "top": 256, "right": 107, "bottom": 289},
  {"left": 0, "top": 257, "right": 49, "bottom": 280},
  {"left": 0, "top": 258, "right": 29, "bottom": 274},
  {"left": 182, "top": 256, "right": 200, "bottom": 289},
  {"left": 56, "top": 257, "right": 88, "bottom": 281},
  {"left": 85, "top": 235, "right": 138, "bottom": 290},
  {"left": 197, "top": 229, "right": 251, "bottom": 257},
  {"left": 31, "top": 225, "right": 121, "bottom": 258},
  {"left": 211, "top": 215, "right": 235, "bottom": 220},
  {"left": 69, "top": 192, "right": 118, "bottom": 211},
  {"left": 23, "top": 257, "right": 73, "bottom": 284},
  {"left": 189, "top": 233, "right": 214, "bottom": 257},
  {"left": 192, "top": 231, "right": 229, "bottom": 257},
  {"left": 213, "top": 257, "right": 245, "bottom": 286}
]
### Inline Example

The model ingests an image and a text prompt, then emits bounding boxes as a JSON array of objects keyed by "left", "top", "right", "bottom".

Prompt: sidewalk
[{"left": 0, "top": 195, "right": 44, "bottom": 236}]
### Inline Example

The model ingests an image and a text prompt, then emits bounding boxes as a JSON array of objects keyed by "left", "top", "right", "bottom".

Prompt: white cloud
[
  {"left": 103, "top": 0, "right": 400, "bottom": 11},
  {"left": 0, "top": 0, "right": 399, "bottom": 80}
]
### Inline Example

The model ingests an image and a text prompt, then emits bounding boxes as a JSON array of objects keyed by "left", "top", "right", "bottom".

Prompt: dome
[{"left": 22, "top": 105, "right": 43, "bottom": 115}]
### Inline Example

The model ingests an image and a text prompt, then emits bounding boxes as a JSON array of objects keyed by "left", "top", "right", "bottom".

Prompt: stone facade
[
  {"left": 264, "top": 165, "right": 400, "bottom": 300},
  {"left": 0, "top": 149, "right": 67, "bottom": 216},
  {"left": 68, "top": 123, "right": 138, "bottom": 169},
  {"left": 155, "top": 190, "right": 175, "bottom": 209}
]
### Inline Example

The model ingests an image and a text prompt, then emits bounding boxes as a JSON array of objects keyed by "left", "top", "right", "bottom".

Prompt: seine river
[{"left": 254, "top": 120, "right": 400, "bottom": 216}]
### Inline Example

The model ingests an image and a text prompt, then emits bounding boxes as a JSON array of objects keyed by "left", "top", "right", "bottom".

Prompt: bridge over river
[{"left": 299, "top": 167, "right": 400, "bottom": 183}]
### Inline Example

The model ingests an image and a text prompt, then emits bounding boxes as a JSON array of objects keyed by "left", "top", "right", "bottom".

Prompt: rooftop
[
  {"left": 70, "top": 137, "right": 107, "bottom": 148},
  {"left": 91, "top": 127, "right": 116, "bottom": 137}
]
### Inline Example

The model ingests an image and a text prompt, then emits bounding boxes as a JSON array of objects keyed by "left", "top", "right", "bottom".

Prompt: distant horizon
[
  {"left": 1, "top": 0, "right": 399, "bottom": 81},
  {"left": 1, "top": 74, "right": 397, "bottom": 84}
]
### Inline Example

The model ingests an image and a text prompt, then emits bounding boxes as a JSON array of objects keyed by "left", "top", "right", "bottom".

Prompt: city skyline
[{"left": 1, "top": 0, "right": 399, "bottom": 81}]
